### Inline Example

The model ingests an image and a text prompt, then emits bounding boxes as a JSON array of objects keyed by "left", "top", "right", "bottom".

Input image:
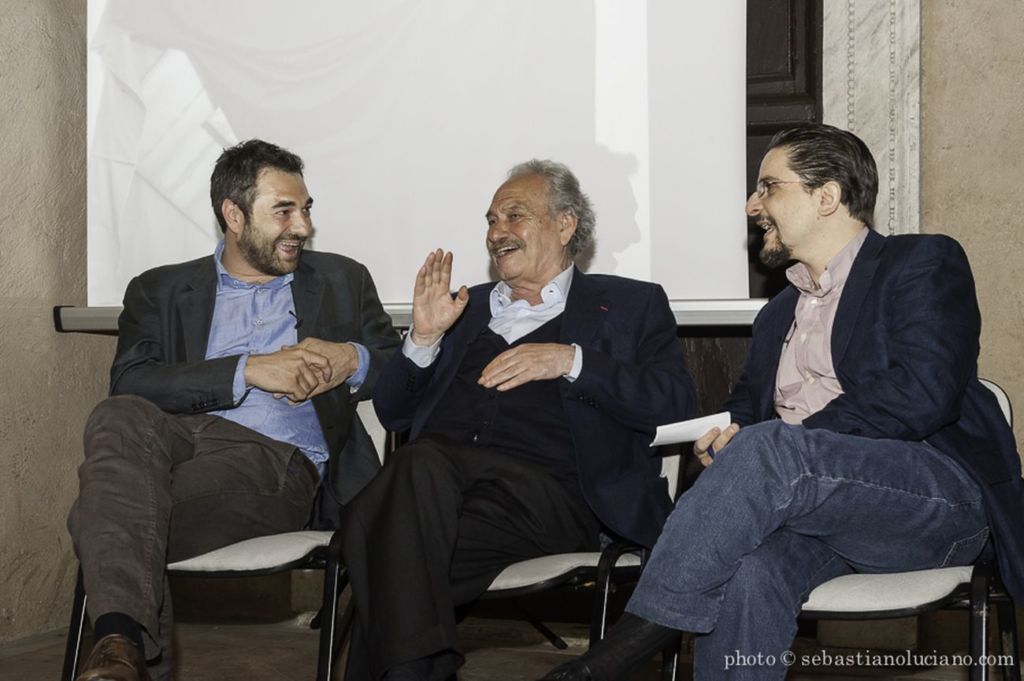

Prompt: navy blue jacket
[
  {"left": 726, "top": 230, "right": 1024, "bottom": 600},
  {"left": 373, "top": 268, "right": 697, "bottom": 548}
]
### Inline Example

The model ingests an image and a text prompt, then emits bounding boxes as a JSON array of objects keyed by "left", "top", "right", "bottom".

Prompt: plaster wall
[
  {"left": 921, "top": 1, "right": 1024, "bottom": 454},
  {"left": 0, "top": 0, "right": 114, "bottom": 643}
]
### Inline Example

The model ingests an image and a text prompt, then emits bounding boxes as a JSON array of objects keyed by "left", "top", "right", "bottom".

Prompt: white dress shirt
[{"left": 403, "top": 265, "right": 583, "bottom": 381}]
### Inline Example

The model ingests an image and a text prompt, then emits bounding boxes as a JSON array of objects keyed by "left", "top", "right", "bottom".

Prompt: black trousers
[{"left": 340, "top": 435, "right": 599, "bottom": 681}]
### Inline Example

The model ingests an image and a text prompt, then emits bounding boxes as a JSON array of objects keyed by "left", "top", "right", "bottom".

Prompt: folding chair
[
  {"left": 799, "top": 379, "right": 1020, "bottom": 681},
  {"left": 58, "top": 407, "right": 386, "bottom": 681},
  {"left": 478, "top": 450, "right": 686, "bottom": 681},
  {"left": 60, "top": 530, "right": 346, "bottom": 681}
]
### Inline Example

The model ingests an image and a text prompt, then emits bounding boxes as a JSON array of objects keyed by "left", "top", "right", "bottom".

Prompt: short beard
[
  {"left": 759, "top": 240, "right": 793, "bottom": 269},
  {"left": 237, "top": 220, "right": 303, "bottom": 276}
]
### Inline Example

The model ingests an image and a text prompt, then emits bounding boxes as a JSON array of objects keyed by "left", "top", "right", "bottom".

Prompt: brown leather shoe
[{"left": 75, "top": 634, "right": 150, "bottom": 681}]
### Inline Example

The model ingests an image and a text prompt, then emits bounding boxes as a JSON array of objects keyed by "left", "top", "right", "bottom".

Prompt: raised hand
[
  {"left": 410, "top": 249, "right": 469, "bottom": 346},
  {"left": 478, "top": 343, "right": 576, "bottom": 391}
]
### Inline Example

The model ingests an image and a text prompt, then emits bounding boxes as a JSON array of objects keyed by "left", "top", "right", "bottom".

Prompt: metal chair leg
[
  {"left": 61, "top": 567, "right": 88, "bottom": 681},
  {"left": 333, "top": 597, "right": 355, "bottom": 666},
  {"left": 969, "top": 562, "right": 993, "bottom": 681},
  {"left": 997, "top": 599, "right": 1021, "bottom": 681},
  {"left": 589, "top": 542, "right": 635, "bottom": 646},
  {"left": 660, "top": 636, "right": 681, "bottom": 681},
  {"left": 517, "top": 604, "right": 568, "bottom": 649},
  {"left": 589, "top": 568, "right": 615, "bottom": 646},
  {"left": 316, "top": 532, "right": 345, "bottom": 681}
]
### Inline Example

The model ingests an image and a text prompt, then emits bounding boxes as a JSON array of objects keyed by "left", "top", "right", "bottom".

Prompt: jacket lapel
[
  {"left": 292, "top": 260, "right": 325, "bottom": 341},
  {"left": 177, "top": 257, "right": 218, "bottom": 362},
  {"left": 758, "top": 288, "right": 798, "bottom": 418},
  {"left": 439, "top": 288, "right": 491, "bottom": 374},
  {"left": 560, "top": 267, "right": 606, "bottom": 347},
  {"left": 832, "top": 229, "right": 884, "bottom": 365}
]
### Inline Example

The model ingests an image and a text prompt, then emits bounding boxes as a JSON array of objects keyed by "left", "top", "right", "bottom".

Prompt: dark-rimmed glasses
[{"left": 754, "top": 179, "right": 802, "bottom": 198}]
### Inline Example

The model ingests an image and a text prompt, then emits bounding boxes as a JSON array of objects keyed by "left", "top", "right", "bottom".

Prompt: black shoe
[
  {"left": 384, "top": 670, "right": 428, "bottom": 681},
  {"left": 538, "top": 613, "right": 679, "bottom": 681},
  {"left": 537, "top": 659, "right": 593, "bottom": 680},
  {"left": 383, "top": 657, "right": 432, "bottom": 681}
]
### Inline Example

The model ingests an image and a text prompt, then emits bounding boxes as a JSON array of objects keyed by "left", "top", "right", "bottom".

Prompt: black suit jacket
[
  {"left": 725, "top": 230, "right": 1024, "bottom": 600},
  {"left": 110, "top": 250, "right": 401, "bottom": 522},
  {"left": 373, "top": 269, "right": 697, "bottom": 548}
]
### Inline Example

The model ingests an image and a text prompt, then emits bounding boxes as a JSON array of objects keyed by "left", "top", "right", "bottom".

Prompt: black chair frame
[
  {"left": 801, "top": 559, "right": 1020, "bottom": 681},
  {"left": 60, "top": 531, "right": 347, "bottom": 681}
]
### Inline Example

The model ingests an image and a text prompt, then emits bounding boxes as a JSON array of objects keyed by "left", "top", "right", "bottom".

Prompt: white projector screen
[{"left": 87, "top": 0, "right": 748, "bottom": 307}]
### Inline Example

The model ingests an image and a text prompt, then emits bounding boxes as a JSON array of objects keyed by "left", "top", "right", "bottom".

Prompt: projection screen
[{"left": 87, "top": 0, "right": 748, "bottom": 307}]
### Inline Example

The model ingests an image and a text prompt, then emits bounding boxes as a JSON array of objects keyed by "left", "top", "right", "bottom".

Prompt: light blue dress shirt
[{"left": 205, "top": 241, "right": 369, "bottom": 472}]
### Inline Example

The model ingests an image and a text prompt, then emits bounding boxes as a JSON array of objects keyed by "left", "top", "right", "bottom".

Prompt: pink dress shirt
[{"left": 775, "top": 228, "right": 870, "bottom": 424}]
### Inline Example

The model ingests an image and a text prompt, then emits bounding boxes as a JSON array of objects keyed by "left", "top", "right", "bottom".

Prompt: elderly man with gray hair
[{"left": 339, "top": 160, "right": 697, "bottom": 681}]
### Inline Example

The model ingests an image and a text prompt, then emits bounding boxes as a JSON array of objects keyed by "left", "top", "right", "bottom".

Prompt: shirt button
[
  {"left": 255, "top": 319, "right": 263, "bottom": 326},
  {"left": 799, "top": 332, "right": 808, "bottom": 343},
  {"left": 472, "top": 433, "right": 479, "bottom": 443}
]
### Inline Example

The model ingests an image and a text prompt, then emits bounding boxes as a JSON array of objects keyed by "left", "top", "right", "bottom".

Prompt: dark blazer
[
  {"left": 110, "top": 250, "right": 402, "bottom": 521},
  {"left": 373, "top": 268, "right": 697, "bottom": 548},
  {"left": 726, "top": 230, "right": 1024, "bottom": 600}
]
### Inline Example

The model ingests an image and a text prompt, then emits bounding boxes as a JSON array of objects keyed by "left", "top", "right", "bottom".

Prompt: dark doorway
[{"left": 746, "top": 0, "right": 823, "bottom": 298}]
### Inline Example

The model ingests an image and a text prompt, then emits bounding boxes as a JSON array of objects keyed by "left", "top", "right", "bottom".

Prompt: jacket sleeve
[
  {"left": 803, "top": 237, "right": 980, "bottom": 440},
  {"left": 372, "top": 347, "right": 441, "bottom": 434},
  {"left": 347, "top": 263, "right": 403, "bottom": 403},
  {"left": 110, "top": 275, "right": 238, "bottom": 414},
  {"left": 565, "top": 284, "right": 697, "bottom": 435}
]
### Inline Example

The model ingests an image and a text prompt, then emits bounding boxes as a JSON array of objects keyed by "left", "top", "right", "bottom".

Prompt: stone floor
[{"left": 0, "top": 614, "right": 1008, "bottom": 681}]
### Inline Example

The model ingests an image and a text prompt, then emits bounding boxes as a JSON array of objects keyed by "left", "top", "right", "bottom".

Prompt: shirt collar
[
  {"left": 214, "top": 240, "right": 293, "bottom": 291},
  {"left": 490, "top": 264, "right": 575, "bottom": 316},
  {"left": 785, "top": 227, "right": 869, "bottom": 298}
]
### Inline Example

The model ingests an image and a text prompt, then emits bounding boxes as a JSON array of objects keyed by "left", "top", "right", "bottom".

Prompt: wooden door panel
[{"left": 746, "top": 0, "right": 822, "bottom": 296}]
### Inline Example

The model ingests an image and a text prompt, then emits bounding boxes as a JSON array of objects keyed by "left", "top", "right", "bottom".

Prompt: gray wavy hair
[{"left": 507, "top": 159, "right": 596, "bottom": 256}]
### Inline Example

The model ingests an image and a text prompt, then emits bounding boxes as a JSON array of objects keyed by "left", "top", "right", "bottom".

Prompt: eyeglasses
[{"left": 754, "top": 179, "right": 802, "bottom": 199}]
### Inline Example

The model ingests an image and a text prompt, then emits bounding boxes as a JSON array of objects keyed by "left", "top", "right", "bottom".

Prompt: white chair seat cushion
[
  {"left": 487, "top": 552, "right": 642, "bottom": 592},
  {"left": 802, "top": 566, "right": 974, "bottom": 613},
  {"left": 167, "top": 531, "right": 334, "bottom": 573}
]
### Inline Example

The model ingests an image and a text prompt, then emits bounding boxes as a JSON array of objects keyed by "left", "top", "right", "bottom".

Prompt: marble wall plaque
[{"left": 823, "top": 0, "right": 920, "bottom": 235}]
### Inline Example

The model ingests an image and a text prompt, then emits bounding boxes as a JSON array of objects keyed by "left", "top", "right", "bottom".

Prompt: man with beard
[
  {"left": 339, "top": 160, "right": 697, "bottom": 681},
  {"left": 538, "top": 124, "right": 1024, "bottom": 680},
  {"left": 67, "top": 139, "right": 400, "bottom": 681}
]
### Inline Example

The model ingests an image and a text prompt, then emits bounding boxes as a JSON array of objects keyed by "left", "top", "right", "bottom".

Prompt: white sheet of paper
[{"left": 650, "top": 412, "right": 731, "bottom": 447}]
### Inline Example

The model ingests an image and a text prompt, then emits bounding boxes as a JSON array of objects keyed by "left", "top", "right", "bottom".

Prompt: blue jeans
[{"left": 626, "top": 420, "right": 989, "bottom": 680}]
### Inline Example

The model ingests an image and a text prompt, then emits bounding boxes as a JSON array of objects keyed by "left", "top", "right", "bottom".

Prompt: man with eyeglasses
[{"left": 538, "top": 124, "right": 1024, "bottom": 680}]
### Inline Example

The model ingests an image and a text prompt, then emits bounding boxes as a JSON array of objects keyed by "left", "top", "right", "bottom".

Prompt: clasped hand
[{"left": 244, "top": 338, "right": 359, "bottom": 403}]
